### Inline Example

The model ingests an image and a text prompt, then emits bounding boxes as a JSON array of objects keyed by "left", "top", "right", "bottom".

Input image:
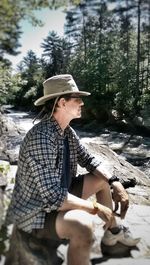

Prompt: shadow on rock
[{"left": 91, "top": 242, "right": 139, "bottom": 264}]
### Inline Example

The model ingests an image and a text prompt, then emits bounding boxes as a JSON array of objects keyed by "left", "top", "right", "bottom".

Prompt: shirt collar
[{"left": 47, "top": 116, "right": 70, "bottom": 137}]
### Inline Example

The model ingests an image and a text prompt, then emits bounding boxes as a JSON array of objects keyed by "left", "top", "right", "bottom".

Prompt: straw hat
[{"left": 34, "top": 74, "right": 90, "bottom": 106}]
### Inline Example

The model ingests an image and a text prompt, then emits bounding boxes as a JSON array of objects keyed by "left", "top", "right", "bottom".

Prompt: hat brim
[{"left": 34, "top": 91, "right": 91, "bottom": 106}]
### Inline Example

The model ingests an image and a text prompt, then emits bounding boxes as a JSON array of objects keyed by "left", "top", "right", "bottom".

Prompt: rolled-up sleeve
[{"left": 25, "top": 131, "right": 67, "bottom": 210}]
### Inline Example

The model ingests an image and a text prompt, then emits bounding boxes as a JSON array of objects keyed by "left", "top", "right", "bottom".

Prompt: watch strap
[{"left": 108, "top": 175, "right": 120, "bottom": 186}]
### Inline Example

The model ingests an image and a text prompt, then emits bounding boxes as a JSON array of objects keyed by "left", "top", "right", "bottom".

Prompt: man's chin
[
  {"left": 77, "top": 114, "right": 82, "bottom": 118},
  {"left": 72, "top": 115, "right": 81, "bottom": 120}
]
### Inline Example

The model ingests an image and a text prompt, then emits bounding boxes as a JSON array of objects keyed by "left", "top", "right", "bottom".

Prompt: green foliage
[
  {"left": 0, "top": 163, "right": 11, "bottom": 257},
  {"left": 41, "top": 31, "right": 71, "bottom": 76},
  {"left": 0, "top": 0, "right": 64, "bottom": 57},
  {"left": 0, "top": 0, "right": 82, "bottom": 57},
  {"left": 0, "top": 62, "right": 24, "bottom": 105},
  {"left": 12, "top": 50, "right": 45, "bottom": 109},
  {"left": 0, "top": 164, "right": 10, "bottom": 176},
  {"left": 0, "top": 0, "right": 21, "bottom": 56},
  {"left": 65, "top": 3, "right": 120, "bottom": 119},
  {"left": 0, "top": 225, "right": 9, "bottom": 257},
  {"left": 140, "top": 91, "right": 150, "bottom": 108},
  {"left": 1, "top": 0, "right": 149, "bottom": 123}
]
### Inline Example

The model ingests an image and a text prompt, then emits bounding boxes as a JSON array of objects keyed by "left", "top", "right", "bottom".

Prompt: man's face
[{"left": 64, "top": 95, "right": 84, "bottom": 119}]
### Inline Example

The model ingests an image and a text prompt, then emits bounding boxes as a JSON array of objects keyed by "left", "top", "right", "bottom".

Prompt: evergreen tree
[
  {"left": 0, "top": 62, "right": 23, "bottom": 105},
  {"left": 14, "top": 50, "right": 43, "bottom": 108},
  {"left": 41, "top": 31, "right": 71, "bottom": 76},
  {"left": 109, "top": 0, "right": 150, "bottom": 116},
  {"left": 0, "top": 0, "right": 78, "bottom": 58}
]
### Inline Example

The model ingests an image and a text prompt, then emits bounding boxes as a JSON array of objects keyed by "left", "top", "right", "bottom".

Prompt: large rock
[
  {"left": 133, "top": 105, "right": 150, "bottom": 131},
  {"left": 0, "top": 161, "right": 9, "bottom": 228},
  {"left": 79, "top": 140, "right": 150, "bottom": 205},
  {"left": 4, "top": 226, "right": 65, "bottom": 265},
  {"left": 0, "top": 112, "right": 24, "bottom": 164},
  {"left": 5, "top": 204, "right": 150, "bottom": 265}
]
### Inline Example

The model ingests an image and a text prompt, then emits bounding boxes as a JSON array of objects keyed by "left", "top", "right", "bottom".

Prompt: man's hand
[
  {"left": 111, "top": 181, "right": 129, "bottom": 219},
  {"left": 96, "top": 203, "right": 115, "bottom": 230}
]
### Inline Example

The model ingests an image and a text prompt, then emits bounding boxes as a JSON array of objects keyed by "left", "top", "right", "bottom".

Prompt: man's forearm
[
  {"left": 58, "top": 193, "right": 96, "bottom": 214},
  {"left": 93, "top": 166, "right": 121, "bottom": 186}
]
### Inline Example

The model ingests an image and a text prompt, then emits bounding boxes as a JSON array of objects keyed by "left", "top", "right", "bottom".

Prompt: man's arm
[
  {"left": 58, "top": 192, "right": 115, "bottom": 229},
  {"left": 93, "top": 165, "right": 129, "bottom": 219},
  {"left": 71, "top": 130, "right": 129, "bottom": 219},
  {"left": 25, "top": 131, "right": 67, "bottom": 210}
]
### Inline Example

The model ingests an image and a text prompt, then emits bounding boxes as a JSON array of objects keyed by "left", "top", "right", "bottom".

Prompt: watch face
[{"left": 109, "top": 176, "right": 120, "bottom": 185}]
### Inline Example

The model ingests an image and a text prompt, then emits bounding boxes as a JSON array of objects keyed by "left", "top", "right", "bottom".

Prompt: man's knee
[
  {"left": 82, "top": 173, "right": 110, "bottom": 199},
  {"left": 68, "top": 211, "right": 95, "bottom": 245},
  {"left": 71, "top": 224, "right": 94, "bottom": 249},
  {"left": 57, "top": 210, "right": 95, "bottom": 245}
]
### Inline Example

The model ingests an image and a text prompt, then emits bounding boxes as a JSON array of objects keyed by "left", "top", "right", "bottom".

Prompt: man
[{"left": 6, "top": 74, "right": 140, "bottom": 265}]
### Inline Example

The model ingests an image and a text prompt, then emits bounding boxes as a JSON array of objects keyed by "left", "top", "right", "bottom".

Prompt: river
[{"left": 5, "top": 108, "right": 35, "bottom": 133}]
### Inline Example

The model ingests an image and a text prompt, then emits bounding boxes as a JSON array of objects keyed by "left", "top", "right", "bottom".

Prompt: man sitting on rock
[{"left": 6, "top": 74, "right": 140, "bottom": 265}]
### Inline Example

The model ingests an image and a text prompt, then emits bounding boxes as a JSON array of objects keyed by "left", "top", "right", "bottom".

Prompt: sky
[{"left": 6, "top": 8, "right": 66, "bottom": 72}]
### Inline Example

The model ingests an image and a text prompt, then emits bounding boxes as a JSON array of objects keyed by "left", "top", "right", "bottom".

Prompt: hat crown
[{"left": 43, "top": 74, "right": 79, "bottom": 96}]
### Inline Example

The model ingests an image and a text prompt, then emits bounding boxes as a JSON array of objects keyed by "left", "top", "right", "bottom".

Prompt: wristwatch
[{"left": 108, "top": 175, "right": 120, "bottom": 186}]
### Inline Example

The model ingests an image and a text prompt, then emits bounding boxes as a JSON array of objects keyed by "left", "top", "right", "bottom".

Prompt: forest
[{"left": 0, "top": 0, "right": 150, "bottom": 130}]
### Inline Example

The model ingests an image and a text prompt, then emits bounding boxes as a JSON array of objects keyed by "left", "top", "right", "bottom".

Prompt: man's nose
[{"left": 80, "top": 98, "right": 84, "bottom": 105}]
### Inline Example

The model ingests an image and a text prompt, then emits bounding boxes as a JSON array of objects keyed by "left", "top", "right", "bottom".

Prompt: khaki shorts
[{"left": 32, "top": 174, "right": 84, "bottom": 241}]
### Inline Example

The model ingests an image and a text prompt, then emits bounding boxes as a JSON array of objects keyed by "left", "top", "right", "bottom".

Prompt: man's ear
[{"left": 57, "top": 97, "right": 66, "bottom": 108}]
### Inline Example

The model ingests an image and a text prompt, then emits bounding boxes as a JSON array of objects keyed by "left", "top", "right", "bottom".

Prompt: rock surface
[
  {"left": 58, "top": 204, "right": 150, "bottom": 264},
  {"left": 3, "top": 204, "right": 150, "bottom": 265},
  {"left": 79, "top": 140, "right": 150, "bottom": 206}
]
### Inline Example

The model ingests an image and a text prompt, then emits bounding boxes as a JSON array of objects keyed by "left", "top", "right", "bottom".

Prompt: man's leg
[
  {"left": 56, "top": 209, "right": 95, "bottom": 265},
  {"left": 81, "top": 173, "right": 140, "bottom": 247},
  {"left": 55, "top": 173, "right": 116, "bottom": 265}
]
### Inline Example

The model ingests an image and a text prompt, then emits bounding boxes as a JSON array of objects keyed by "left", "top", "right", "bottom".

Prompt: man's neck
[{"left": 53, "top": 113, "right": 70, "bottom": 132}]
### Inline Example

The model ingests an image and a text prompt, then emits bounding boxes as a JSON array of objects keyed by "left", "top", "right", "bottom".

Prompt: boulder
[
  {"left": 4, "top": 226, "right": 65, "bottom": 265},
  {"left": 80, "top": 141, "right": 149, "bottom": 184},
  {"left": 0, "top": 112, "right": 23, "bottom": 164}
]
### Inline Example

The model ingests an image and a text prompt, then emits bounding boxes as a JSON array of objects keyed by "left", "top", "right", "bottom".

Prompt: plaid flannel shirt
[{"left": 6, "top": 117, "right": 100, "bottom": 233}]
